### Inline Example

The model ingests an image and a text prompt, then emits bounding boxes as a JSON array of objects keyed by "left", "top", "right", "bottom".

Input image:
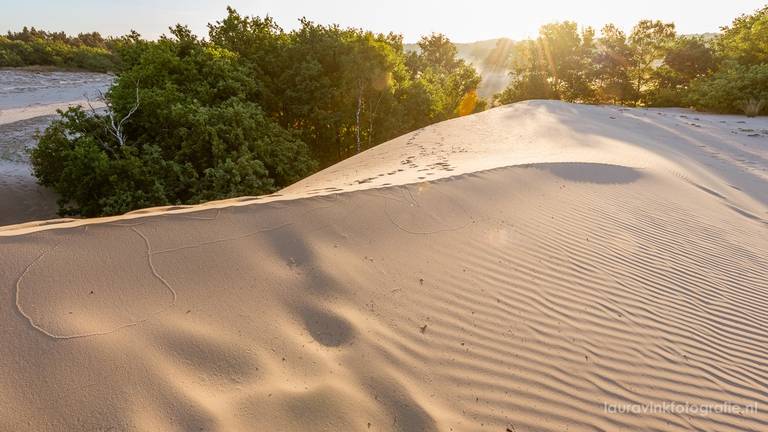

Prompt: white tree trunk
[{"left": 356, "top": 80, "right": 363, "bottom": 154}]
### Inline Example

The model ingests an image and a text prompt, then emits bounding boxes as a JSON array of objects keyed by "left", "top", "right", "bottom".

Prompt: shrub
[
  {"left": 738, "top": 98, "right": 766, "bottom": 117},
  {"left": 31, "top": 29, "right": 316, "bottom": 217},
  {"left": 646, "top": 87, "right": 687, "bottom": 107},
  {"left": 687, "top": 63, "right": 768, "bottom": 115},
  {"left": 67, "top": 46, "right": 116, "bottom": 72}
]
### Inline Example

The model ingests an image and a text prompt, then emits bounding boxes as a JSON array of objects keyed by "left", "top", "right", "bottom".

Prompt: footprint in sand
[
  {"left": 149, "top": 319, "right": 261, "bottom": 385},
  {"left": 300, "top": 305, "right": 355, "bottom": 347}
]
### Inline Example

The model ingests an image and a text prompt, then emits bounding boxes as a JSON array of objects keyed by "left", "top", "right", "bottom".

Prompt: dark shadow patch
[
  {"left": 684, "top": 180, "right": 766, "bottom": 225},
  {"left": 689, "top": 182, "right": 726, "bottom": 199},
  {"left": 152, "top": 327, "right": 260, "bottom": 384},
  {"left": 282, "top": 387, "right": 357, "bottom": 429},
  {"left": 303, "top": 267, "right": 339, "bottom": 296},
  {"left": 527, "top": 162, "right": 642, "bottom": 184},
  {"left": 263, "top": 227, "right": 313, "bottom": 267},
  {"left": 300, "top": 306, "right": 355, "bottom": 347},
  {"left": 364, "top": 376, "right": 438, "bottom": 432},
  {"left": 727, "top": 204, "right": 768, "bottom": 226}
]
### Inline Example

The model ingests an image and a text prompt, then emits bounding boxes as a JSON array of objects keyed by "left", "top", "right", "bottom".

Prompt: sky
[{"left": 1, "top": 0, "right": 766, "bottom": 43}]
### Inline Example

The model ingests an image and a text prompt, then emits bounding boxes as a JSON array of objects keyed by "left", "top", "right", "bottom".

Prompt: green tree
[
  {"left": 208, "top": 10, "right": 432, "bottom": 165},
  {"left": 495, "top": 40, "right": 553, "bottom": 104},
  {"left": 687, "top": 64, "right": 768, "bottom": 115},
  {"left": 628, "top": 20, "right": 676, "bottom": 102},
  {"left": 592, "top": 24, "right": 635, "bottom": 104},
  {"left": 409, "top": 33, "right": 485, "bottom": 120},
  {"left": 32, "top": 25, "right": 315, "bottom": 216},
  {"left": 663, "top": 37, "right": 716, "bottom": 83},
  {"left": 647, "top": 36, "right": 715, "bottom": 106},
  {"left": 717, "top": 5, "right": 768, "bottom": 66},
  {"left": 538, "top": 22, "right": 595, "bottom": 101},
  {"left": 684, "top": 5, "right": 768, "bottom": 115},
  {"left": 414, "top": 33, "right": 461, "bottom": 72},
  {"left": 495, "top": 22, "right": 594, "bottom": 103},
  {"left": 207, "top": 7, "right": 287, "bottom": 114}
]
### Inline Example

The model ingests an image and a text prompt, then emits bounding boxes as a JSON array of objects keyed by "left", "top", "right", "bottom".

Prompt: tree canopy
[
  {"left": 494, "top": 5, "right": 767, "bottom": 116},
  {"left": 30, "top": 8, "right": 485, "bottom": 217}
]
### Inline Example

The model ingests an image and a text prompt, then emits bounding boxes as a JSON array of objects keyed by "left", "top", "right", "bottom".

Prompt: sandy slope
[{"left": 0, "top": 101, "right": 767, "bottom": 431}]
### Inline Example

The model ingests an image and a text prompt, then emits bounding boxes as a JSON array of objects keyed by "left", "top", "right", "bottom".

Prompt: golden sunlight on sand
[{"left": 1, "top": 101, "right": 766, "bottom": 431}]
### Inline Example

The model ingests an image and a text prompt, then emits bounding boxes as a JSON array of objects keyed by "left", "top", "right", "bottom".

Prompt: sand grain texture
[{"left": 1, "top": 101, "right": 767, "bottom": 431}]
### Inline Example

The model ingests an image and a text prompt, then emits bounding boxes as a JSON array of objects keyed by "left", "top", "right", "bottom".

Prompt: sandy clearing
[{"left": 0, "top": 99, "right": 106, "bottom": 125}]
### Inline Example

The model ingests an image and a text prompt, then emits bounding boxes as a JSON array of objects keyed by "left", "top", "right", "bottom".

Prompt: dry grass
[{"left": 739, "top": 98, "right": 766, "bottom": 117}]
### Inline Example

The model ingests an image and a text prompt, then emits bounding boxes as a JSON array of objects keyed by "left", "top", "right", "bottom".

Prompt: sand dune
[{"left": 1, "top": 101, "right": 767, "bottom": 431}]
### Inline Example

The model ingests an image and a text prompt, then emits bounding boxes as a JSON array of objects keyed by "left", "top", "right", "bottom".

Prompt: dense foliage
[
  {"left": 0, "top": 27, "right": 118, "bottom": 71},
  {"left": 687, "top": 64, "right": 768, "bottom": 115},
  {"left": 32, "top": 26, "right": 316, "bottom": 216},
  {"left": 494, "top": 5, "right": 768, "bottom": 116},
  {"left": 687, "top": 5, "right": 768, "bottom": 115},
  {"left": 31, "top": 9, "right": 484, "bottom": 216}
]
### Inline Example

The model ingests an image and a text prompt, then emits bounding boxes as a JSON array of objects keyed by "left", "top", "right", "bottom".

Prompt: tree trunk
[
  {"left": 356, "top": 80, "right": 363, "bottom": 154},
  {"left": 368, "top": 92, "right": 383, "bottom": 149}
]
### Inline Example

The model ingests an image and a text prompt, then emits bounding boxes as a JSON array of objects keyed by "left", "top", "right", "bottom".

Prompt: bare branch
[
  {"left": 93, "top": 81, "right": 140, "bottom": 150},
  {"left": 118, "top": 84, "right": 140, "bottom": 132}
]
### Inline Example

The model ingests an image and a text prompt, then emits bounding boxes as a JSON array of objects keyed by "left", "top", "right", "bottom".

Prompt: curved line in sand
[
  {"left": 14, "top": 227, "right": 86, "bottom": 338},
  {"left": 149, "top": 202, "right": 338, "bottom": 255},
  {"left": 382, "top": 187, "right": 474, "bottom": 235},
  {"left": 150, "top": 221, "right": 295, "bottom": 256},
  {"left": 12, "top": 204, "right": 332, "bottom": 339},
  {"left": 14, "top": 226, "right": 177, "bottom": 340}
]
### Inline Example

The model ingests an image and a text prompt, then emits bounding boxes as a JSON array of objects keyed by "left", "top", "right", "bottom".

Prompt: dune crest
[{"left": 0, "top": 101, "right": 766, "bottom": 431}]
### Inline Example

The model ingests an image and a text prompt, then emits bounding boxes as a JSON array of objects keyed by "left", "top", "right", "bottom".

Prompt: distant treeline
[
  {"left": 0, "top": 27, "right": 119, "bottom": 71},
  {"left": 493, "top": 5, "right": 768, "bottom": 116},
  {"left": 30, "top": 8, "right": 485, "bottom": 217}
]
